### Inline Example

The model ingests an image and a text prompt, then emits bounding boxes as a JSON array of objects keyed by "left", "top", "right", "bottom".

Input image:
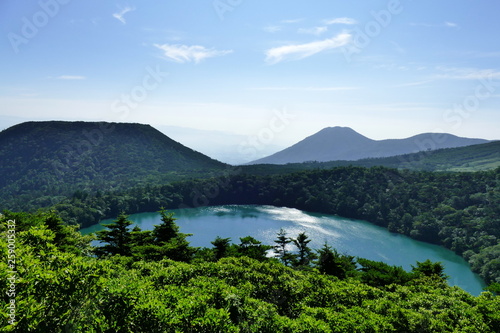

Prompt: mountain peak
[
  {"left": 0, "top": 121, "right": 227, "bottom": 210},
  {"left": 248, "top": 127, "right": 489, "bottom": 165}
]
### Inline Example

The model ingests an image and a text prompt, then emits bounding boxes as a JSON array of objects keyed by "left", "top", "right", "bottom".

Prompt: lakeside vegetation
[
  {"left": 1, "top": 210, "right": 499, "bottom": 332},
  {"left": 52, "top": 166, "right": 500, "bottom": 287}
]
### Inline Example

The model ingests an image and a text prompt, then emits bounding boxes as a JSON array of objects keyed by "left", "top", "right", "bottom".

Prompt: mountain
[
  {"left": 248, "top": 127, "right": 490, "bottom": 164},
  {"left": 241, "top": 140, "right": 500, "bottom": 176},
  {"left": 0, "top": 121, "right": 227, "bottom": 211}
]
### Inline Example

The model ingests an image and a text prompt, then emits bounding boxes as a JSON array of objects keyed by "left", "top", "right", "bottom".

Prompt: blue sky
[{"left": 1, "top": 0, "right": 499, "bottom": 163}]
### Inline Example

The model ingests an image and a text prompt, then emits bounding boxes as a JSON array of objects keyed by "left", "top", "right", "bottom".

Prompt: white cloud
[
  {"left": 298, "top": 26, "right": 328, "bottom": 36},
  {"left": 281, "top": 18, "right": 304, "bottom": 24},
  {"left": 265, "top": 32, "right": 352, "bottom": 64},
  {"left": 410, "top": 22, "right": 460, "bottom": 29},
  {"left": 55, "top": 75, "right": 86, "bottom": 80},
  {"left": 264, "top": 25, "right": 282, "bottom": 33},
  {"left": 324, "top": 17, "right": 357, "bottom": 25},
  {"left": 435, "top": 67, "right": 500, "bottom": 80},
  {"left": 393, "top": 80, "right": 435, "bottom": 88},
  {"left": 251, "top": 86, "right": 358, "bottom": 92},
  {"left": 154, "top": 44, "right": 233, "bottom": 64},
  {"left": 113, "top": 6, "right": 135, "bottom": 24}
]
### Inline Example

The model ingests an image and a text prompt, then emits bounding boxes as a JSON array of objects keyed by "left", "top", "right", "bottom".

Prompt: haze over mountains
[{"left": 249, "top": 127, "right": 491, "bottom": 165}]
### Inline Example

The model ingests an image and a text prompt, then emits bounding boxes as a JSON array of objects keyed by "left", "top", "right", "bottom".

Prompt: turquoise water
[{"left": 80, "top": 204, "right": 486, "bottom": 295}]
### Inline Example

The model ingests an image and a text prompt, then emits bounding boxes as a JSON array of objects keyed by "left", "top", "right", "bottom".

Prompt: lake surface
[{"left": 80, "top": 205, "right": 486, "bottom": 295}]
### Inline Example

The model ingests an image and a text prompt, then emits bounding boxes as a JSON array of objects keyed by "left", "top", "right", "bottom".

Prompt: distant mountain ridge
[
  {"left": 249, "top": 126, "right": 490, "bottom": 164},
  {"left": 0, "top": 121, "right": 227, "bottom": 211}
]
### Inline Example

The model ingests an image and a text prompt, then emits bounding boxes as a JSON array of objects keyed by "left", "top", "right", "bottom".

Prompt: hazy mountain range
[
  {"left": 1, "top": 121, "right": 499, "bottom": 212},
  {"left": 249, "top": 126, "right": 490, "bottom": 165}
]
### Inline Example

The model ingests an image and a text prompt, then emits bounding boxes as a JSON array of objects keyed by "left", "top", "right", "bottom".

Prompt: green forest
[
  {"left": 2, "top": 122, "right": 500, "bottom": 331},
  {"left": 1, "top": 210, "right": 499, "bottom": 332},
  {"left": 51, "top": 166, "right": 500, "bottom": 287},
  {"left": 0, "top": 122, "right": 226, "bottom": 212}
]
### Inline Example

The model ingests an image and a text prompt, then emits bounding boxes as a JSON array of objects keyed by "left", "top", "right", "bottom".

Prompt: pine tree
[
  {"left": 316, "top": 242, "right": 356, "bottom": 279},
  {"left": 153, "top": 209, "right": 180, "bottom": 244},
  {"left": 411, "top": 259, "right": 448, "bottom": 280},
  {"left": 212, "top": 236, "right": 231, "bottom": 260},
  {"left": 292, "top": 232, "right": 316, "bottom": 267},
  {"left": 141, "top": 208, "right": 195, "bottom": 262},
  {"left": 238, "top": 236, "right": 273, "bottom": 261},
  {"left": 95, "top": 213, "right": 133, "bottom": 257},
  {"left": 274, "top": 228, "right": 295, "bottom": 266}
]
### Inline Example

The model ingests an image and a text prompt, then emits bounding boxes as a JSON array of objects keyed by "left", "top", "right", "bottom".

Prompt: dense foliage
[
  {"left": 0, "top": 121, "right": 226, "bottom": 212},
  {"left": 54, "top": 166, "right": 500, "bottom": 285},
  {"left": 2, "top": 211, "right": 499, "bottom": 332}
]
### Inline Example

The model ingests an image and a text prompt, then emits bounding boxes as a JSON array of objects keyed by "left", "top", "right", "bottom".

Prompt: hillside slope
[
  {"left": 242, "top": 140, "right": 500, "bottom": 175},
  {"left": 0, "top": 121, "right": 227, "bottom": 211},
  {"left": 249, "top": 126, "right": 490, "bottom": 164}
]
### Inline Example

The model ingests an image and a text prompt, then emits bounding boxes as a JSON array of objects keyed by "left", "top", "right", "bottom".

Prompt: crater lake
[{"left": 80, "top": 204, "right": 486, "bottom": 295}]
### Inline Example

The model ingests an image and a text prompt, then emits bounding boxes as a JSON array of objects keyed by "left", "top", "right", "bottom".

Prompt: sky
[{"left": 1, "top": 0, "right": 500, "bottom": 163}]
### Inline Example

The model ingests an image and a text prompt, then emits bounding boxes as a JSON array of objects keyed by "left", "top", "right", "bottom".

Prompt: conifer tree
[
  {"left": 316, "top": 242, "right": 356, "bottom": 279},
  {"left": 95, "top": 212, "right": 133, "bottom": 257},
  {"left": 211, "top": 236, "right": 232, "bottom": 260},
  {"left": 274, "top": 228, "right": 295, "bottom": 266},
  {"left": 153, "top": 209, "right": 180, "bottom": 244},
  {"left": 142, "top": 208, "right": 195, "bottom": 262},
  {"left": 238, "top": 236, "right": 273, "bottom": 261},
  {"left": 292, "top": 232, "right": 316, "bottom": 267}
]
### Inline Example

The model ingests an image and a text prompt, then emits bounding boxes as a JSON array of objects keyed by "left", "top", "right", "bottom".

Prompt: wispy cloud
[
  {"left": 154, "top": 44, "right": 233, "bottom": 64},
  {"left": 55, "top": 75, "right": 86, "bottom": 80},
  {"left": 298, "top": 26, "right": 328, "bottom": 36},
  {"left": 281, "top": 18, "right": 304, "bottom": 24},
  {"left": 393, "top": 80, "right": 435, "bottom": 88},
  {"left": 113, "top": 6, "right": 135, "bottom": 24},
  {"left": 265, "top": 32, "right": 352, "bottom": 64},
  {"left": 251, "top": 86, "right": 359, "bottom": 92},
  {"left": 465, "top": 51, "right": 500, "bottom": 58},
  {"left": 264, "top": 25, "right": 282, "bottom": 33},
  {"left": 410, "top": 21, "right": 459, "bottom": 29},
  {"left": 324, "top": 17, "right": 357, "bottom": 25},
  {"left": 435, "top": 67, "right": 500, "bottom": 80}
]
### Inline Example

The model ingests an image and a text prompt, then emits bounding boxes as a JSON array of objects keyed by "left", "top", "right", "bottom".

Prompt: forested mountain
[
  {"left": 0, "top": 121, "right": 227, "bottom": 211},
  {"left": 243, "top": 140, "right": 500, "bottom": 175},
  {"left": 249, "top": 126, "right": 490, "bottom": 164}
]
